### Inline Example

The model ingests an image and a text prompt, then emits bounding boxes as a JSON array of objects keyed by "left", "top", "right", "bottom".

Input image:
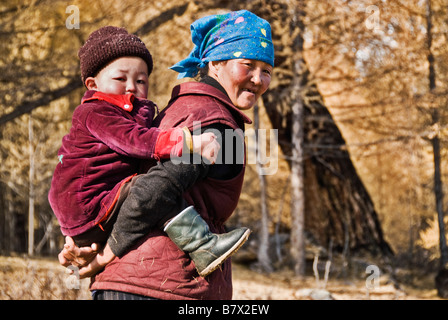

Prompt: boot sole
[{"left": 198, "top": 228, "right": 251, "bottom": 277}]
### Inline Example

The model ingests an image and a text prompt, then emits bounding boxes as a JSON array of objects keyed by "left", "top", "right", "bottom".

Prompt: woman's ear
[
  {"left": 208, "top": 61, "right": 222, "bottom": 77},
  {"left": 85, "top": 77, "right": 98, "bottom": 90}
]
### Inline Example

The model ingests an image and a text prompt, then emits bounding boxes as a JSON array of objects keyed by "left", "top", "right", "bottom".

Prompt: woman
[{"left": 60, "top": 9, "right": 274, "bottom": 300}]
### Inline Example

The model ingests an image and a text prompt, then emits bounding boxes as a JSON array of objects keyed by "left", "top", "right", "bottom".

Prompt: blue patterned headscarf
[{"left": 170, "top": 10, "right": 275, "bottom": 79}]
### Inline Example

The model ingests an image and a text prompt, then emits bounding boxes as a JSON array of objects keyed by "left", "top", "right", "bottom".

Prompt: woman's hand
[
  {"left": 58, "top": 236, "right": 115, "bottom": 278},
  {"left": 77, "top": 243, "right": 116, "bottom": 278},
  {"left": 58, "top": 236, "right": 100, "bottom": 268}
]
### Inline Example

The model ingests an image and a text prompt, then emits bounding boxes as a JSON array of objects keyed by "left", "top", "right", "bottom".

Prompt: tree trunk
[
  {"left": 288, "top": 0, "right": 306, "bottom": 277},
  {"left": 5, "top": 186, "right": 16, "bottom": 253},
  {"left": 0, "top": 183, "right": 3, "bottom": 254},
  {"left": 426, "top": 0, "right": 448, "bottom": 268},
  {"left": 290, "top": 87, "right": 306, "bottom": 276},
  {"left": 28, "top": 112, "right": 35, "bottom": 256},
  {"left": 255, "top": 103, "right": 273, "bottom": 273},
  {"left": 432, "top": 134, "right": 447, "bottom": 266},
  {"left": 425, "top": 0, "right": 448, "bottom": 298}
]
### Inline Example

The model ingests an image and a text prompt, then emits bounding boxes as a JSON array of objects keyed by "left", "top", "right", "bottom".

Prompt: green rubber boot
[{"left": 164, "top": 206, "right": 251, "bottom": 277}]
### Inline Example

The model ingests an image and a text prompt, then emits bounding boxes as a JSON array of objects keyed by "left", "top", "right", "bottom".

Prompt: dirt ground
[
  {"left": 231, "top": 263, "right": 441, "bottom": 300},
  {"left": 0, "top": 255, "right": 442, "bottom": 300}
]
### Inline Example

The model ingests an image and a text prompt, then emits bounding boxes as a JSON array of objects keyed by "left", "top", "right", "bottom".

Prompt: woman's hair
[{"left": 196, "top": 65, "right": 209, "bottom": 81}]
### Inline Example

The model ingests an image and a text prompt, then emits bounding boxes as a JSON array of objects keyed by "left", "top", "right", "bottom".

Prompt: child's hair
[{"left": 78, "top": 26, "right": 153, "bottom": 85}]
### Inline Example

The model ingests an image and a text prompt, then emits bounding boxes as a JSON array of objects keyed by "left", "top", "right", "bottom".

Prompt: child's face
[{"left": 85, "top": 56, "right": 149, "bottom": 99}]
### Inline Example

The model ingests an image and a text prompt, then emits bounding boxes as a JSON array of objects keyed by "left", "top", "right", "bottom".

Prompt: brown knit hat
[{"left": 78, "top": 26, "right": 153, "bottom": 85}]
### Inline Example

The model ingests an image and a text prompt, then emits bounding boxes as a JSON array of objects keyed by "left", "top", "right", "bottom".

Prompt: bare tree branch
[
  {"left": 134, "top": 3, "right": 189, "bottom": 36},
  {"left": 0, "top": 77, "right": 82, "bottom": 126}
]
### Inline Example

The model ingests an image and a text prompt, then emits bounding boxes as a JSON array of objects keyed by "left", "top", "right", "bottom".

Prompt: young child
[{"left": 49, "top": 26, "right": 250, "bottom": 277}]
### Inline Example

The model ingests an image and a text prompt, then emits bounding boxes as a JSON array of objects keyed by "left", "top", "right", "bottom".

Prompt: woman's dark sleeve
[{"left": 201, "top": 123, "right": 244, "bottom": 180}]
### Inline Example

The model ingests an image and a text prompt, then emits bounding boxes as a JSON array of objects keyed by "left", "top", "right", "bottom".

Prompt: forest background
[{"left": 1, "top": 0, "right": 448, "bottom": 299}]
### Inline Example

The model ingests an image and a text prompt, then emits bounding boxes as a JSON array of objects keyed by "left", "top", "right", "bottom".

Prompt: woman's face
[{"left": 209, "top": 59, "right": 272, "bottom": 110}]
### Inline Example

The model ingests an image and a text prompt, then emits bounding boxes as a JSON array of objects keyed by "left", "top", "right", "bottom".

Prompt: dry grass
[
  {"left": 0, "top": 255, "right": 91, "bottom": 300},
  {"left": 0, "top": 255, "right": 442, "bottom": 300}
]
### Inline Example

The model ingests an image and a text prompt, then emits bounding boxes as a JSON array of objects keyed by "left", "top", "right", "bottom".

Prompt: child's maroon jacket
[{"left": 48, "top": 90, "right": 184, "bottom": 237}]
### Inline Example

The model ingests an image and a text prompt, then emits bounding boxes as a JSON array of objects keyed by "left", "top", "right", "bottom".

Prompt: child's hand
[{"left": 192, "top": 132, "right": 220, "bottom": 164}]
